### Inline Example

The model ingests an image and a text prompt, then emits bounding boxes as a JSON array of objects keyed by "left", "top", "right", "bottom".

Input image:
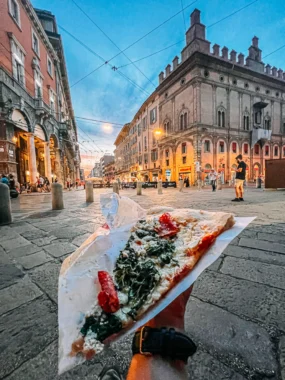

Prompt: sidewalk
[{"left": 0, "top": 187, "right": 284, "bottom": 379}]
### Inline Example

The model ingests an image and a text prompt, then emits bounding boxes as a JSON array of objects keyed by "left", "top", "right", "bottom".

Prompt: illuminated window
[
  {"left": 244, "top": 143, "right": 249, "bottom": 154},
  {"left": 181, "top": 143, "right": 187, "bottom": 154},
  {"left": 166, "top": 159, "right": 169, "bottom": 166},
  {"left": 182, "top": 157, "right": 186, "bottom": 164},
  {"left": 254, "top": 144, "right": 260, "bottom": 155},
  {"left": 274, "top": 146, "right": 279, "bottom": 156},
  {"left": 204, "top": 140, "right": 210, "bottom": 152},
  {"left": 264, "top": 145, "right": 269, "bottom": 156},
  {"left": 165, "top": 150, "right": 169, "bottom": 158},
  {"left": 232, "top": 142, "right": 237, "bottom": 153}
]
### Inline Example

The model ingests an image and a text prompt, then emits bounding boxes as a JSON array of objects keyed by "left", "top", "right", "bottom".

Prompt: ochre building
[
  {"left": 114, "top": 9, "right": 285, "bottom": 184},
  {"left": 0, "top": 0, "right": 80, "bottom": 187}
]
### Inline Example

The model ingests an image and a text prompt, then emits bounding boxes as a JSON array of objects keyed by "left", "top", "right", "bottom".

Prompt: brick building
[
  {"left": 114, "top": 9, "right": 285, "bottom": 183},
  {"left": 0, "top": 0, "right": 79, "bottom": 187}
]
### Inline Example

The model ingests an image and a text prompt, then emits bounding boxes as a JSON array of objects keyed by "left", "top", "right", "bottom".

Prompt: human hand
[{"left": 145, "top": 286, "right": 193, "bottom": 331}]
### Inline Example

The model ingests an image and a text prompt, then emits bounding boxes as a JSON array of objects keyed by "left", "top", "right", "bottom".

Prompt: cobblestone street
[{"left": 1, "top": 187, "right": 285, "bottom": 380}]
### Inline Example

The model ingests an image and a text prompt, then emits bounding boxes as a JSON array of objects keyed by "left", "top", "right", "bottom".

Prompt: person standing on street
[
  {"left": 209, "top": 169, "right": 217, "bottom": 192},
  {"left": 232, "top": 154, "right": 246, "bottom": 202},
  {"left": 1, "top": 174, "right": 9, "bottom": 185}
]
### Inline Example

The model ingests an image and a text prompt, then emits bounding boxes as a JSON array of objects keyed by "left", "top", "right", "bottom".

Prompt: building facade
[
  {"left": 0, "top": 0, "right": 80, "bottom": 187},
  {"left": 104, "top": 161, "right": 115, "bottom": 182},
  {"left": 89, "top": 162, "right": 101, "bottom": 178},
  {"left": 100, "top": 153, "right": 114, "bottom": 178},
  {"left": 114, "top": 9, "right": 285, "bottom": 183}
]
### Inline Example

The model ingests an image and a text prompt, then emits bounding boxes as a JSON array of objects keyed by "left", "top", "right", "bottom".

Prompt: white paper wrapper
[{"left": 58, "top": 193, "right": 255, "bottom": 374}]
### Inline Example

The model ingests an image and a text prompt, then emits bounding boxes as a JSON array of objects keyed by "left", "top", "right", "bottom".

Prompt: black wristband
[{"left": 132, "top": 326, "right": 197, "bottom": 363}]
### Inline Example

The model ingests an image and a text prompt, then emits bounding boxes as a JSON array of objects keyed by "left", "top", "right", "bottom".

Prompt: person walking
[
  {"left": 185, "top": 176, "right": 190, "bottom": 188},
  {"left": 232, "top": 154, "right": 246, "bottom": 202},
  {"left": 209, "top": 169, "right": 217, "bottom": 192}
]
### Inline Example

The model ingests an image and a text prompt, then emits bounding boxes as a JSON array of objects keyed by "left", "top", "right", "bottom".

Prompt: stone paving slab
[
  {"left": 225, "top": 245, "right": 285, "bottom": 266},
  {"left": 72, "top": 232, "right": 91, "bottom": 247},
  {"left": 20, "top": 229, "right": 50, "bottom": 240},
  {"left": 43, "top": 242, "right": 77, "bottom": 258},
  {"left": 239, "top": 237, "right": 285, "bottom": 254},
  {"left": 31, "top": 235, "right": 58, "bottom": 247},
  {"left": 48, "top": 226, "right": 89, "bottom": 239},
  {"left": 8, "top": 243, "right": 42, "bottom": 258},
  {"left": 279, "top": 336, "right": 285, "bottom": 380},
  {"left": 0, "top": 297, "right": 57, "bottom": 378},
  {"left": 17, "top": 250, "right": 53, "bottom": 270},
  {"left": 185, "top": 297, "right": 277, "bottom": 376},
  {"left": 193, "top": 270, "right": 285, "bottom": 331},
  {"left": 0, "top": 236, "right": 30, "bottom": 252},
  {"left": 221, "top": 256, "right": 285, "bottom": 290},
  {"left": 29, "top": 262, "right": 61, "bottom": 303},
  {"left": 0, "top": 275, "right": 43, "bottom": 315},
  {"left": 258, "top": 232, "right": 285, "bottom": 244}
]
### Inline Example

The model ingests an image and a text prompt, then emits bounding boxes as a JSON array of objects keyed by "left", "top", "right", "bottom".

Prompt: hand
[{"left": 144, "top": 286, "right": 193, "bottom": 331}]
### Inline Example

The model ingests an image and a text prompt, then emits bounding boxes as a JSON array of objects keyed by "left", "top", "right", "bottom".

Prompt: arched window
[
  {"left": 179, "top": 111, "right": 188, "bottom": 130},
  {"left": 264, "top": 117, "right": 271, "bottom": 130},
  {"left": 217, "top": 107, "right": 226, "bottom": 127},
  {"left": 144, "top": 136, "right": 147, "bottom": 151},
  {"left": 274, "top": 146, "right": 279, "bottom": 157},
  {"left": 243, "top": 114, "right": 249, "bottom": 130},
  {"left": 254, "top": 110, "right": 261, "bottom": 124},
  {"left": 205, "top": 164, "right": 212, "bottom": 170},
  {"left": 164, "top": 120, "right": 171, "bottom": 136}
]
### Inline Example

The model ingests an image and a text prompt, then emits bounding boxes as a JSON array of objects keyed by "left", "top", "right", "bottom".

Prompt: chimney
[
  {"left": 172, "top": 56, "right": 179, "bottom": 70},
  {"left": 222, "top": 47, "right": 228, "bottom": 60},
  {"left": 230, "top": 50, "right": 237, "bottom": 62},
  {"left": 159, "top": 71, "right": 164, "bottom": 84},
  {"left": 272, "top": 67, "right": 277, "bottom": 77},
  {"left": 190, "top": 9, "right": 200, "bottom": 26},
  {"left": 213, "top": 44, "right": 220, "bottom": 56},
  {"left": 265, "top": 64, "right": 271, "bottom": 75},
  {"left": 252, "top": 36, "right": 259, "bottom": 48},
  {"left": 165, "top": 64, "right": 171, "bottom": 77},
  {"left": 238, "top": 53, "right": 244, "bottom": 65},
  {"left": 278, "top": 69, "right": 283, "bottom": 79}
]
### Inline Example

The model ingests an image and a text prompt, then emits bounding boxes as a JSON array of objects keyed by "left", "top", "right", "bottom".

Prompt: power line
[
  {"left": 75, "top": 116, "right": 125, "bottom": 126},
  {"left": 58, "top": 25, "right": 150, "bottom": 96},
  {"left": 181, "top": 0, "right": 187, "bottom": 33},
  {"left": 208, "top": 0, "right": 259, "bottom": 28},
  {"left": 71, "top": 0, "right": 156, "bottom": 88},
  {"left": 263, "top": 44, "right": 285, "bottom": 59},
  {"left": 76, "top": 124, "right": 104, "bottom": 152}
]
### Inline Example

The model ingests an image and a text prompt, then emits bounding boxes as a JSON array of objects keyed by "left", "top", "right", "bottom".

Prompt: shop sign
[
  {"left": 9, "top": 150, "right": 14, "bottom": 157},
  {"left": 0, "top": 147, "right": 4, "bottom": 152},
  {"left": 179, "top": 166, "right": 191, "bottom": 173},
  {"left": 165, "top": 169, "right": 171, "bottom": 176}
]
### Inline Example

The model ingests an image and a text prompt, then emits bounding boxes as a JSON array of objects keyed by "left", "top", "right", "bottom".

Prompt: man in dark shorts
[{"left": 232, "top": 154, "right": 246, "bottom": 202}]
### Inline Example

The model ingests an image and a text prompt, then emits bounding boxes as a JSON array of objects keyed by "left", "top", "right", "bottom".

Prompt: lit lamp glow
[
  {"left": 26, "top": 170, "right": 30, "bottom": 175},
  {"left": 154, "top": 129, "right": 162, "bottom": 136},
  {"left": 12, "top": 136, "right": 18, "bottom": 143}
]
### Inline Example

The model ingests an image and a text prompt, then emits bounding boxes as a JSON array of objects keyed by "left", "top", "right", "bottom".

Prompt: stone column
[
  {"left": 54, "top": 148, "right": 63, "bottom": 184},
  {"left": 27, "top": 133, "right": 37, "bottom": 184},
  {"left": 43, "top": 142, "right": 52, "bottom": 182}
]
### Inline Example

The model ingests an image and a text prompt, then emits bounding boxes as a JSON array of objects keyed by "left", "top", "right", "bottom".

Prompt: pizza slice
[{"left": 70, "top": 209, "right": 234, "bottom": 359}]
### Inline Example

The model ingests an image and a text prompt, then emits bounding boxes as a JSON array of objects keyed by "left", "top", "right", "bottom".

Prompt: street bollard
[
  {"left": 197, "top": 179, "right": 202, "bottom": 191},
  {"left": 158, "top": 181, "right": 163, "bottom": 194},
  {"left": 51, "top": 183, "right": 64, "bottom": 210},
  {"left": 113, "top": 182, "right": 119, "bottom": 195},
  {"left": 137, "top": 181, "right": 142, "bottom": 195},
  {"left": 178, "top": 179, "right": 184, "bottom": 192},
  {"left": 86, "top": 181, "right": 94, "bottom": 202},
  {"left": 0, "top": 183, "right": 12, "bottom": 225},
  {"left": 217, "top": 178, "right": 222, "bottom": 190},
  {"left": 256, "top": 177, "right": 262, "bottom": 189}
]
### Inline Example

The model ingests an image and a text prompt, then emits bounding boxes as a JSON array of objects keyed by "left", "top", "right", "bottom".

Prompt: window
[
  {"left": 150, "top": 107, "right": 157, "bottom": 124},
  {"left": 142, "top": 117, "right": 147, "bottom": 130},
  {"left": 34, "top": 69, "right": 43, "bottom": 98},
  {"left": 283, "top": 147, "right": 285, "bottom": 157},
  {"left": 10, "top": 38, "right": 25, "bottom": 86},
  {"left": 152, "top": 134, "right": 156, "bottom": 146},
  {"left": 204, "top": 140, "right": 210, "bottom": 153},
  {"left": 181, "top": 143, "right": 187, "bottom": 154},
  {"left": 244, "top": 83, "right": 249, "bottom": 89},
  {"left": 204, "top": 70, "right": 209, "bottom": 78},
  {"left": 180, "top": 112, "right": 188, "bottom": 130},
  {"left": 139, "top": 142, "right": 141, "bottom": 153},
  {"left": 151, "top": 150, "right": 158, "bottom": 161},
  {"left": 265, "top": 145, "right": 269, "bottom": 156},
  {"left": 283, "top": 122, "right": 285, "bottom": 134},
  {"left": 266, "top": 89, "right": 270, "bottom": 95},
  {"left": 244, "top": 143, "right": 249, "bottom": 154},
  {"left": 144, "top": 136, "right": 147, "bottom": 151},
  {"left": 49, "top": 90, "right": 55, "bottom": 116},
  {"left": 217, "top": 109, "right": 225, "bottom": 127},
  {"left": 32, "top": 30, "right": 40, "bottom": 56},
  {"left": 219, "top": 75, "right": 224, "bottom": 82},
  {"left": 180, "top": 78, "right": 185, "bottom": 85},
  {"left": 254, "top": 111, "right": 261, "bottom": 124},
  {"left": 9, "top": 0, "right": 20, "bottom": 27},
  {"left": 184, "top": 113, "right": 187, "bottom": 129},
  {"left": 182, "top": 157, "right": 187, "bottom": 164},
  {"left": 232, "top": 142, "right": 237, "bottom": 153},
  {"left": 256, "top": 86, "right": 260, "bottom": 92},
  {"left": 165, "top": 150, "right": 169, "bottom": 158},
  {"left": 139, "top": 156, "right": 142, "bottom": 165},
  {"left": 276, "top": 92, "right": 280, "bottom": 97},
  {"left": 274, "top": 146, "right": 279, "bottom": 156},
  {"left": 47, "top": 56, "right": 53, "bottom": 77},
  {"left": 254, "top": 144, "right": 260, "bottom": 155},
  {"left": 164, "top": 121, "right": 170, "bottom": 136},
  {"left": 264, "top": 118, "right": 271, "bottom": 130},
  {"left": 138, "top": 123, "right": 141, "bottom": 136},
  {"left": 219, "top": 141, "right": 225, "bottom": 153},
  {"left": 166, "top": 159, "right": 170, "bottom": 166},
  {"left": 243, "top": 115, "right": 249, "bottom": 130}
]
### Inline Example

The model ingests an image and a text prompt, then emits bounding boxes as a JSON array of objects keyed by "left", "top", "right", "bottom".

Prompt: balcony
[{"left": 251, "top": 128, "right": 272, "bottom": 147}]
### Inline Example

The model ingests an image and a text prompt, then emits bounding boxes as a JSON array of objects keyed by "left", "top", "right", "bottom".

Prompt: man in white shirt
[{"left": 208, "top": 169, "right": 217, "bottom": 192}]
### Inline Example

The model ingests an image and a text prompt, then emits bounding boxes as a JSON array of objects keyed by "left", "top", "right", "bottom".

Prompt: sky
[{"left": 32, "top": 0, "right": 285, "bottom": 171}]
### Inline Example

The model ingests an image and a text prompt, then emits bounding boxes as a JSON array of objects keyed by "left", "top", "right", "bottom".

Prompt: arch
[
  {"left": 34, "top": 124, "right": 48, "bottom": 141},
  {"left": 242, "top": 141, "right": 250, "bottom": 155},
  {"left": 217, "top": 139, "right": 227, "bottom": 154},
  {"left": 205, "top": 163, "right": 212, "bottom": 169},
  {"left": 273, "top": 144, "right": 279, "bottom": 157},
  {"left": 174, "top": 137, "right": 193, "bottom": 151},
  {"left": 231, "top": 140, "right": 239, "bottom": 154},
  {"left": 202, "top": 137, "right": 212, "bottom": 153},
  {"left": 11, "top": 109, "right": 31, "bottom": 132},
  {"left": 163, "top": 118, "right": 172, "bottom": 136},
  {"left": 253, "top": 162, "right": 261, "bottom": 176}
]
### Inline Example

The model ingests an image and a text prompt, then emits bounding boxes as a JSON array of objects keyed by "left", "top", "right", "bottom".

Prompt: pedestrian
[
  {"left": 201, "top": 170, "right": 205, "bottom": 187},
  {"left": 153, "top": 177, "right": 157, "bottom": 188},
  {"left": 185, "top": 176, "right": 190, "bottom": 188},
  {"left": 1, "top": 174, "right": 9, "bottom": 185},
  {"left": 209, "top": 169, "right": 217, "bottom": 192},
  {"left": 8, "top": 174, "right": 15, "bottom": 189},
  {"left": 232, "top": 154, "right": 246, "bottom": 202}
]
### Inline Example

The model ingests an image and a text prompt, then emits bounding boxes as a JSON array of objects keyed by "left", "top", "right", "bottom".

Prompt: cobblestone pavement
[{"left": 0, "top": 187, "right": 285, "bottom": 380}]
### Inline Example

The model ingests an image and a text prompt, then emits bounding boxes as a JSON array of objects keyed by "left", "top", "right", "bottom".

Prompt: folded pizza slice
[{"left": 70, "top": 209, "right": 234, "bottom": 359}]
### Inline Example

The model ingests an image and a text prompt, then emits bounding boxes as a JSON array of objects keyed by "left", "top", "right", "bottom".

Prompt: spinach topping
[
  {"left": 146, "top": 239, "right": 175, "bottom": 266},
  {"left": 81, "top": 313, "right": 122, "bottom": 342}
]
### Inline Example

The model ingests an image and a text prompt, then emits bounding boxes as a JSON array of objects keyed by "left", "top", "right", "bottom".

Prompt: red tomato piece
[
  {"left": 155, "top": 213, "right": 180, "bottom": 238},
  {"left": 97, "top": 271, "right": 119, "bottom": 313}
]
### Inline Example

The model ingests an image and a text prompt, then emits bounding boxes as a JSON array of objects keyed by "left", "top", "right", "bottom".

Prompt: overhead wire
[
  {"left": 181, "top": 0, "right": 187, "bottom": 33},
  {"left": 71, "top": 0, "right": 156, "bottom": 88}
]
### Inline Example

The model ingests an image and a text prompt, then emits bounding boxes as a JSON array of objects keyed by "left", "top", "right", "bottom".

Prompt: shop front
[{"left": 178, "top": 166, "right": 191, "bottom": 179}]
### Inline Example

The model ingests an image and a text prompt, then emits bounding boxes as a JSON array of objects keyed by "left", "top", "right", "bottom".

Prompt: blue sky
[{"left": 32, "top": 0, "right": 285, "bottom": 164}]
